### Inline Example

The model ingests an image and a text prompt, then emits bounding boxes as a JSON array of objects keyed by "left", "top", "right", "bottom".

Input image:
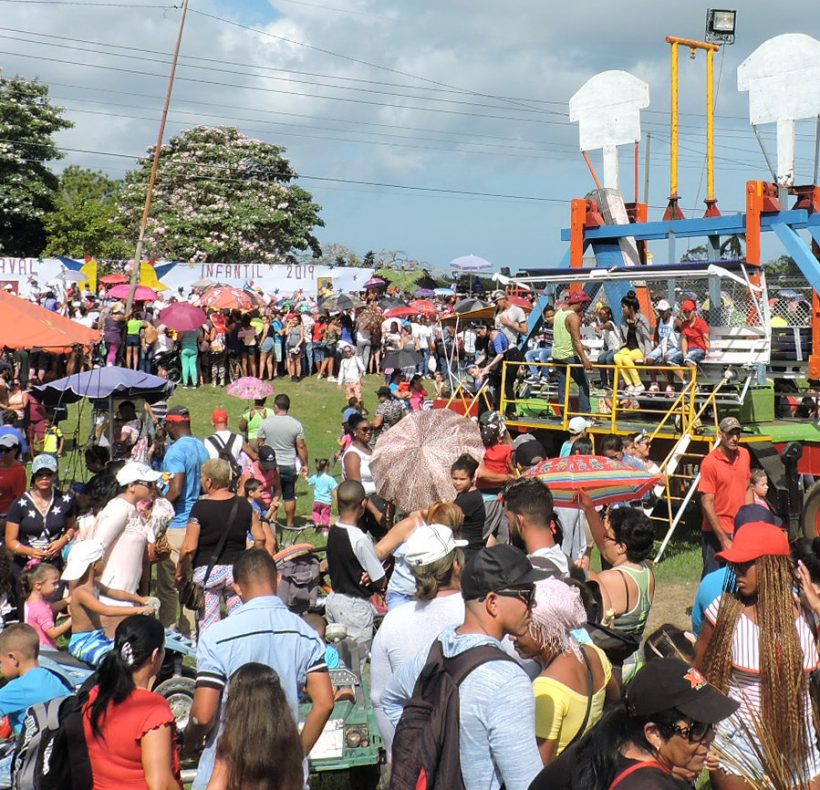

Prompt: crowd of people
[{"left": 0, "top": 279, "right": 818, "bottom": 790}]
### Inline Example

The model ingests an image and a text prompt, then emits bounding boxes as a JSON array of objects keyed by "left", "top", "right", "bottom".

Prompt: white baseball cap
[
  {"left": 656, "top": 299, "right": 671, "bottom": 312},
  {"left": 404, "top": 523, "right": 468, "bottom": 568},
  {"left": 568, "top": 416, "right": 593, "bottom": 435},
  {"left": 62, "top": 540, "right": 104, "bottom": 581},
  {"left": 116, "top": 462, "right": 164, "bottom": 487}
]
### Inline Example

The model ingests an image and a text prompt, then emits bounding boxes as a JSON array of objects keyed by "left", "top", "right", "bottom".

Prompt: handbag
[{"left": 179, "top": 497, "right": 240, "bottom": 612}]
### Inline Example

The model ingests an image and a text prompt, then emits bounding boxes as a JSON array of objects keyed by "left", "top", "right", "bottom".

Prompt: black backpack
[
  {"left": 389, "top": 640, "right": 514, "bottom": 790},
  {"left": 12, "top": 675, "right": 95, "bottom": 790},
  {"left": 206, "top": 433, "right": 242, "bottom": 492}
]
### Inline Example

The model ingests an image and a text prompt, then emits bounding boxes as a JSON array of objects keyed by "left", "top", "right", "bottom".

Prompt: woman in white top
[
  {"left": 370, "top": 515, "right": 467, "bottom": 753},
  {"left": 696, "top": 525, "right": 820, "bottom": 788},
  {"left": 92, "top": 462, "right": 163, "bottom": 604},
  {"left": 342, "top": 414, "right": 377, "bottom": 496}
]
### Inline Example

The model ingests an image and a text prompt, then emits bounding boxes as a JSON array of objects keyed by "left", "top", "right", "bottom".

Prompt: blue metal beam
[
  {"left": 771, "top": 222, "right": 820, "bottom": 294},
  {"left": 559, "top": 209, "right": 819, "bottom": 242}
]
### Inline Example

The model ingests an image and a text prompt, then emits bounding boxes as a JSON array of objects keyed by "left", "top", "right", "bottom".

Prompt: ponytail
[{"left": 88, "top": 615, "right": 164, "bottom": 738}]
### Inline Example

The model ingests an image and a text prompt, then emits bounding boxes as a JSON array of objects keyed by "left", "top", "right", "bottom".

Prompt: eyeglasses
[
  {"left": 494, "top": 586, "right": 536, "bottom": 608},
  {"left": 135, "top": 480, "right": 155, "bottom": 488},
  {"left": 671, "top": 721, "right": 713, "bottom": 743}
]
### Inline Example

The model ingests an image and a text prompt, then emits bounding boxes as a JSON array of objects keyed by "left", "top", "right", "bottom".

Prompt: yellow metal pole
[
  {"left": 706, "top": 47, "right": 715, "bottom": 203},
  {"left": 563, "top": 365, "right": 571, "bottom": 428},
  {"left": 670, "top": 41, "right": 679, "bottom": 198}
]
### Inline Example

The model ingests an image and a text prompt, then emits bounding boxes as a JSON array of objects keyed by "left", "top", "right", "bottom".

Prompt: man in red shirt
[
  {"left": 0, "top": 434, "right": 26, "bottom": 517},
  {"left": 675, "top": 299, "right": 710, "bottom": 383},
  {"left": 698, "top": 416, "right": 750, "bottom": 576}
]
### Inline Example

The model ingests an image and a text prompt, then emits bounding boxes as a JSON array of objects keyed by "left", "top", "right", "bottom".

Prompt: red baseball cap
[
  {"left": 682, "top": 299, "right": 696, "bottom": 311},
  {"left": 715, "top": 522, "right": 789, "bottom": 564},
  {"left": 567, "top": 291, "right": 592, "bottom": 305},
  {"left": 211, "top": 409, "right": 229, "bottom": 425}
]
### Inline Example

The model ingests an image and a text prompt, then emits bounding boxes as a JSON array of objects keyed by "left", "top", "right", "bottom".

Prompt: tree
[
  {"left": 764, "top": 255, "right": 799, "bottom": 276},
  {"left": 116, "top": 126, "right": 324, "bottom": 263},
  {"left": 42, "top": 167, "right": 130, "bottom": 258},
  {"left": 306, "top": 242, "right": 361, "bottom": 267},
  {"left": 363, "top": 250, "right": 376, "bottom": 268},
  {"left": 0, "top": 74, "right": 72, "bottom": 256}
]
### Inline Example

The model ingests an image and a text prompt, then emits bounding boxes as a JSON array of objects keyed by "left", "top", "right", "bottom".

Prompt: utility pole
[{"left": 125, "top": 0, "right": 190, "bottom": 314}]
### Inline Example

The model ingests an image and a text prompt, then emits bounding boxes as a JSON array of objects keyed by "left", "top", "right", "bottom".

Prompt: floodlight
[{"left": 705, "top": 9, "right": 736, "bottom": 45}]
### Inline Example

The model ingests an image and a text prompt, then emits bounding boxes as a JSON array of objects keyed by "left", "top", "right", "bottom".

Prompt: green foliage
[
  {"left": 42, "top": 166, "right": 130, "bottom": 258},
  {"left": 116, "top": 126, "right": 324, "bottom": 263},
  {"left": 375, "top": 266, "right": 427, "bottom": 293},
  {"left": 362, "top": 250, "right": 376, "bottom": 268},
  {"left": 0, "top": 73, "right": 72, "bottom": 256},
  {"left": 764, "top": 255, "right": 799, "bottom": 275}
]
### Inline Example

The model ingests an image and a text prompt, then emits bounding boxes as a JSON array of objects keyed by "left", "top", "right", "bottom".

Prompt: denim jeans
[
  {"left": 525, "top": 347, "right": 552, "bottom": 377},
  {"left": 598, "top": 349, "right": 617, "bottom": 386},
  {"left": 357, "top": 340, "right": 371, "bottom": 370},
  {"left": 303, "top": 341, "right": 314, "bottom": 375},
  {"left": 552, "top": 355, "right": 590, "bottom": 414}
]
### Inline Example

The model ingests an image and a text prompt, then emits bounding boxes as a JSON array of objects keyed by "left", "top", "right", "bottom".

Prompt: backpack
[
  {"left": 12, "top": 675, "right": 94, "bottom": 790},
  {"left": 206, "top": 433, "right": 242, "bottom": 492},
  {"left": 274, "top": 544, "right": 322, "bottom": 614},
  {"left": 389, "top": 640, "right": 515, "bottom": 790}
]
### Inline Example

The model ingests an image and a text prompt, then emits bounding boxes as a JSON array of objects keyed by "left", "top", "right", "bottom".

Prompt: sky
[{"left": 1, "top": 0, "right": 818, "bottom": 270}]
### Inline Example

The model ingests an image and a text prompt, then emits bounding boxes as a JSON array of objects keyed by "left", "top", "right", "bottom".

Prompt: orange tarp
[{"left": 0, "top": 291, "right": 100, "bottom": 351}]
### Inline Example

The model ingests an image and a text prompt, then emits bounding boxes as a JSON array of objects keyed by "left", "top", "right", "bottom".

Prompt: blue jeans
[
  {"left": 553, "top": 355, "right": 590, "bottom": 414},
  {"left": 598, "top": 349, "right": 617, "bottom": 385},
  {"left": 303, "top": 341, "right": 314, "bottom": 375},
  {"left": 525, "top": 347, "right": 551, "bottom": 377}
]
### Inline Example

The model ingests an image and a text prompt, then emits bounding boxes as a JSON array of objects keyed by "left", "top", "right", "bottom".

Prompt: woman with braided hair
[{"left": 695, "top": 523, "right": 820, "bottom": 789}]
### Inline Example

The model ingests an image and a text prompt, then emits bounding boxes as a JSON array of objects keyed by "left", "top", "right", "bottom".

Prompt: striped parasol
[
  {"left": 371, "top": 410, "right": 484, "bottom": 512},
  {"left": 521, "top": 455, "right": 661, "bottom": 509}
]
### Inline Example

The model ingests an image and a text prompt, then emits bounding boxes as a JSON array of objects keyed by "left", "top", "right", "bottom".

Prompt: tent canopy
[
  {"left": 32, "top": 367, "right": 176, "bottom": 406},
  {"left": 0, "top": 291, "right": 100, "bottom": 351}
]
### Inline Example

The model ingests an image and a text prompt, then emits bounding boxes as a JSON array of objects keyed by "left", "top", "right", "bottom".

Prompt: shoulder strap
[
  {"left": 443, "top": 643, "right": 516, "bottom": 686},
  {"left": 565, "top": 647, "right": 595, "bottom": 752},
  {"left": 202, "top": 496, "right": 241, "bottom": 586},
  {"left": 616, "top": 568, "right": 632, "bottom": 612},
  {"left": 608, "top": 761, "right": 666, "bottom": 790}
]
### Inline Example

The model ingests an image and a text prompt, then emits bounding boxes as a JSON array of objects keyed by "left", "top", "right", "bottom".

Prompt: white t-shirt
[
  {"left": 371, "top": 593, "right": 465, "bottom": 750},
  {"left": 205, "top": 430, "right": 243, "bottom": 462},
  {"left": 413, "top": 324, "right": 433, "bottom": 348},
  {"left": 528, "top": 544, "right": 569, "bottom": 575},
  {"left": 495, "top": 305, "right": 527, "bottom": 344}
]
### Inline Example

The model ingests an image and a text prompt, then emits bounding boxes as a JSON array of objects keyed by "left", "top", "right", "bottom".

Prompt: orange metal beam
[{"left": 570, "top": 199, "right": 587, "bottom": 268}]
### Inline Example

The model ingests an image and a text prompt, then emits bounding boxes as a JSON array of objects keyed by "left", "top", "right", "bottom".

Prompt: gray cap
[{"left": 0, "top": 433, "right": 20, "bottom": 450}]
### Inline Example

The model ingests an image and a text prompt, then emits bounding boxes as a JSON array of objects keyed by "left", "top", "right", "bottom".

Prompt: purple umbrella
[
  {"left": 414, "top": 288, "right": 435, "bottom": 298},
  {"left": 364, "top": 277, "right": 386, "bottom": 288},
  {"left": 159, "top": 303, "right": 208, "bottom": 332}
]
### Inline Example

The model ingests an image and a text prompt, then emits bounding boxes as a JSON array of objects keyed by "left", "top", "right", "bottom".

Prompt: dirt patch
[{"left": 647, "top": 579, "right": 698, "bottom": 635}]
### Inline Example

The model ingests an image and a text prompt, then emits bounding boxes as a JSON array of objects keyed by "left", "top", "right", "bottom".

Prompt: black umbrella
[
  {"left": 379, "top": 296, "right": 406, "bottom": 310},
  {"left": 454, "top": 298, "right": 488, "bottom": 313},
  {"left": 322, "top": 293, "right": 364, "bottom": 311},
  {"left": 382, "top": 349, "right": 420, "bottom": 371}
]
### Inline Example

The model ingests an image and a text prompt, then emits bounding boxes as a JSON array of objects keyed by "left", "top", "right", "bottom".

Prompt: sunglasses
[
  {"left": 672, "top": 721, "right": 713, "bottom": 743},
  {"left": 357, "top": 426, "right": 373, "bottom": 434},
  {"left": 2, "top": 446, "right": 18, "bottom": 453},
  {"left": 134, "top": 480, "right": 155, "bottom": 488},
  {"left": 494, "top": 586, "right": 536, "bottom": 608}
]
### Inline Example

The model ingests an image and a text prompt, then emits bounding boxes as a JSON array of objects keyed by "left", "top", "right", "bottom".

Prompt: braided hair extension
[
  {"left": 756, "top": 555, "right": 810, "bottom": 769},
  {"left": 703, "top": 556, "right": 810, "bottom": 770}
]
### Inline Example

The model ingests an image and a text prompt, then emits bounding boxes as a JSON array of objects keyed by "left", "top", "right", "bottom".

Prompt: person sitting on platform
[
  {"left": 646, "top": 300, "right": 682, "bottom": 398},
  {"left": 674, "top": 300, "right": 710, "bottom": 386}
]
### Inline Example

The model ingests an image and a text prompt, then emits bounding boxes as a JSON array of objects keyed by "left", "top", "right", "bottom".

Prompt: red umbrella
[
  {"left": 158, "top": 303, "right": 208, "bottom": 332},
  {"left": 521, "top": 455, "right": 661, "bottom": 509},
  {"left": 386, "top": 306, "right": 417, "bottom": 318},
  {"left": 100, "top": 274, "right": 128, "bottom": 285},
  {"left": 508, "top": 295, "right": 534, "bottom": 312},
  {"left": 198, "top": 286, "right": 256, "bottom": 311},
  {"left": 106, "top": 284, "right": 158, "bottom": 301},
  {"left": 409, "top": 299, "right": 436, "bottom": 315}
]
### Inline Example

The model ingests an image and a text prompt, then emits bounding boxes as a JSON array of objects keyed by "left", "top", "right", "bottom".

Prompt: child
[
  {"left": 148, "top": 426, "right": 168, "bottom": 471},
  {"left": 476, "top": 414, "right": 514, "bottom": 495},
  {"left": 62, "top": 540, "right": 155, "bottom": 667},
  {"left": 343, "top": 397, "right": 366, "bottom": 425},
  {"left": 41, "top": 419, "right": 63, "bottom": 460},
  {"left": 433, "top": 370, "right": 449, "bottom": 399},
  {"left": 338, "top": 345, "right": 365, "bottom": 401},
  {"left": 0, "top": 624, "right": 70, "bottom": 736},
  {"left": 303, "top": 612, "right": 344, "bottom": 670},
  {"left": 22, "top": 563, "right": 71, "bottom": 650},
  {"left": 749, "top": 469, "right": 770, "bottom": 509},
  {"left": 308, "top": 459, "right": 338, "bottom": 530},
  {"left": 408, "top": 374, "right": 428, "bottom": 412},
  {"left": 243, "top": 479, "right": 278, "bottom": 554}
]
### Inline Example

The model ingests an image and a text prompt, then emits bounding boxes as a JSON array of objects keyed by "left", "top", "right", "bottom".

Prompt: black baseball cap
[
  {"left": 626, "top": 658, "right": 738, "bottom": 724},
  {"left": 515, "top": 440, "right": 547, "bottom": 468},
  {"left": 461, "top": 545, "right": 552, "bottom": 601},
  {"left": 258, "top": 446, "right": 277, "bottom": 471}
]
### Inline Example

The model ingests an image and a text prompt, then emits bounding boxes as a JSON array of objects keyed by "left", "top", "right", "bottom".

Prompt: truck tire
[
  {"left": 155, "top": 676, "right": 195, "bottom": 730},
  {"left": 801, "top": 480, "right": 820, "bottom": 539}
]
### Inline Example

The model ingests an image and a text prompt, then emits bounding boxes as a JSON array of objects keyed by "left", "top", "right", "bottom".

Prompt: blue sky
[{"left": 2, "top": 0, "right": 817, "bottom": 269}]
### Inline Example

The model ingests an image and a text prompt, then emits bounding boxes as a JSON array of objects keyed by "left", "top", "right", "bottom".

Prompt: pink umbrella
[
  {"left": 158, "top": 303, "right": 207, "bottom": 332},
  {"left": 226, "top": 377, "right": 274, "bottom": 401},
  {"left": 106, "top": 284, "right": 158, "bottom": 301},
  {"left": 100, "top": 274, "right": 129, "bottom": 285},
  {"left": 198, "top": 286, "right": 256, "bottom": 311}
]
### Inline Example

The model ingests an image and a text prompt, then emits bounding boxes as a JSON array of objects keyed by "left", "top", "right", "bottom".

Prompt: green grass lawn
[{"left": 56, "top": 371, "right": 703, "bottom": 586}]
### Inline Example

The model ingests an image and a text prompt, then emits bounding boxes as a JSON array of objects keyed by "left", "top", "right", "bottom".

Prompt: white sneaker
[
  {"left": 328, "top": 376, "right": 337, "bottom": 382},
  {"left": 624, "top": 386, "right": 635, "bottom": 396},
  {"left": 632, "top": 384, "right": 646, "bottom": 395}
]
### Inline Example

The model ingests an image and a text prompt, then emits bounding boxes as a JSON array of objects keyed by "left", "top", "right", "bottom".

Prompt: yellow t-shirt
[
  {"left": 532, "top": 644, "right": 611, "bottom": 755},
  {"left": 42, "top": 427, "right": 63, "bottom": 454}
]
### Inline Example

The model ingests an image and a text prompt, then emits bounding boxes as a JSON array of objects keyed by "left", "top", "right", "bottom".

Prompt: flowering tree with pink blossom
[{"left": 117, "top": 126, "right": 324, "bottom": 263}]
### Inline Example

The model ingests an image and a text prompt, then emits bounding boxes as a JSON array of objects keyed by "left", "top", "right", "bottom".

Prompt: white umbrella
[
  {"left": 450, "top": 254, "right": 493, "bottom": 271},
  {"left": 59, "top": 270, "right": 88, "bottom": 283}
]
